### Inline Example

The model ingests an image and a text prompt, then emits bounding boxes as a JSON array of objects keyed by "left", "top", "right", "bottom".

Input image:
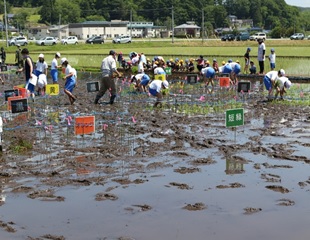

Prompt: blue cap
[
  {"left": 185, "top": 59, "right": 189, "bottom": 62},
  {"left": 271, "top": 48, "right": 275, "bottom": 52},
  {"left": 247, "top": 47, "right": 251, "bottom": 51},
  {"left": 175, "top": 58, "right": 179, "bottom": 61},
  {"left": 228, "top": 59, "right": 232, "bottom": 63}
]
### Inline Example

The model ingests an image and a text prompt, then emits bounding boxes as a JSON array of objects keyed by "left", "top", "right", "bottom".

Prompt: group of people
[{"left": 14, "top": 47, "right": 77, "bottom": 105}]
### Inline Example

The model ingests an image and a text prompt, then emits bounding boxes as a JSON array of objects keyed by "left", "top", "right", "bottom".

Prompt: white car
[
  {"left": 113, "top": 35, "right": 132, "bottom": 44},
  {"left": 8, "top": 36, "right": 28, "bottom": 46},
  {"left": 249, "top": 32, "right": 266, "bottom": 41},
  {"left": 61, "top": 36, "right": 78, "bottom": 45},
  {"left": 36, "top": 37, "right": 58, "bottom": 46}
]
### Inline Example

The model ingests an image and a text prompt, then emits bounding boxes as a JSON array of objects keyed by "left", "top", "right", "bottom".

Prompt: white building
[
  {"left": 49, "top": 25, "right": 69, "bottom": 39},
  {"left": 68, "top": 20, "right": 128, "bottom": 40}
]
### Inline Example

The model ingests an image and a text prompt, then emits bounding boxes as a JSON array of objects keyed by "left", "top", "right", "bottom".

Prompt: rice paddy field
[{"left": 2, "top": 39, "right": 310, "bottom": 75}]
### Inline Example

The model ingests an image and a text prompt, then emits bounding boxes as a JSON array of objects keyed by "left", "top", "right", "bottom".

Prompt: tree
[{"left": 12, "top": 9, "right": 30, "bottom": 30}]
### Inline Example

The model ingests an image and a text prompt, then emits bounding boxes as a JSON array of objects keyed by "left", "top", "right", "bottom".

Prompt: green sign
[
  {"left": 165, "top": 67, "right": 172, "bottom": 75},
  {"left": 225, "top": 108, "right": 244, "bottom": 127}
]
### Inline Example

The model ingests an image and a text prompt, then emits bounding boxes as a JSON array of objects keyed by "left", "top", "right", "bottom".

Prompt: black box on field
[
  {"left": 237, "top": 81, "right": 251, "bottom": 93},
  {"left": 11, "top": 98, "right": 28, "bottom": 113},
  {"left": 220, "top": 73, "right": 230, "bottom": 77},
  {"left": 4, "top": 89, "right": 19, "bottom": 101},
  {"left": 1, "top": 65, "right": 7, "bottom": 72},
  {"left": 187, "top": 74, "right": 198, "bottom": 84},
  {"left": 87, "top": 81, "right": 100, "bottom": 92}
]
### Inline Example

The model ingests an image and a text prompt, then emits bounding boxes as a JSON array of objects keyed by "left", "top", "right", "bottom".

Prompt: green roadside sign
[
  {"left": 165, "top": 67, "right": 172, "bottom": 75},
  {"left": 225, "top": 108, "right": 244, "bottom": 127}
]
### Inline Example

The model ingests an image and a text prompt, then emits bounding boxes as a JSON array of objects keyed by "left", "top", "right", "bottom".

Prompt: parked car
[
  {"left": 290, "top": 33, "right": 304, "bottom": 40},
  {"left": 86, "top": 36, "right": 104, "bottom": 44},
  {"left": 113, "top": 35, "right": 132, "bottom": 44},
  {"left": 236, "top": 32, "right": 250, "bottom": 41},
  {"left": 249, "top": 32, "right": 266, "bottom": 41},
  {"left": 36, "top": 37, "right": 58, "bottom": 46},
  {"left": 221, "top": 34, "right": 235, "bottom": 41},
  {"left": 8, "top": 36, "right": 28, "bottom": 46},
  {"left": 61, "top": 36, "right": 78, "bottom": 45}
]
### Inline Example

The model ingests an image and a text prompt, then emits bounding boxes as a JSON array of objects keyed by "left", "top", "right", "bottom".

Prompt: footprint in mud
[
  {"left": 277, "top": 198, "right": 295, "bottom": 206},
  {"left": 169, "top": 182, "right": 193, "bottom": 190},
  {"left": 174, "top": 167, "right": 200, "bottom": 174},
  {"left": 95, "top": 193, "right": 118, "bottom": 201},
  {"left": 183, "top": 202, "right": 207, "bottom": 211},
  {"left": 11, "top": 186, "right": 34, "bottom": 193},
  {"left": 265, "top": 185, "right": 290, "bottom": 193},
  {"left": 131, "top": 204, "right": 152, "bottom": 211},
  {"left": 26, "top": 234, "right": 66, "bottom": 240},
  {"left": 261, "top": 173, "right": 281, "bottom": 182},
  {"left": 216, "top": 182, "right": 245, "bottom": 189},
  {"left": 243, "top": 207, "right": 262, "bottom": 215},
  {"left": 262, "top": 162, "right": 293, "bottom": 169},
  {"left": 190, "top": 157, "right": 217, "bottom": 166},
  {"left": 27, "top": 189, "right": 65, "bottom": 202},
  {"left": 0, "top": 220, "right": 16, "bottom": 233}
]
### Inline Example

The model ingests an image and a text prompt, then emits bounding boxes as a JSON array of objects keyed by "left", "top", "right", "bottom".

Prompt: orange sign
[
  {"left": 13, "top": 87, "right": 28, "bottom": 98},
  {"left": 74, "top": 116, "right": 95, "bottom": 135},
  {"left": 8, "top": 96, "right": 23, "bottom": 110},
  {"left": 219, "top": 77, "right": 230, "bottom": 87}
]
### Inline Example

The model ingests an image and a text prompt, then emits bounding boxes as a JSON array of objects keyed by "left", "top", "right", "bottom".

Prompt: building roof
[
  {"left": 174, "top": 24, "right": 201, "bottom": 29},
  {"left": 69, "top": 21, "right": 129, "bottom": 28}
]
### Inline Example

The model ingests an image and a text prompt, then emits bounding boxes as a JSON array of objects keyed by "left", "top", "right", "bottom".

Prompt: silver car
[
  {"left": 36, "top": 37, "right": 58, "bottom": 46},
  {"left": 113, "top": 35, "right": 132, "bottom": 44},
  {"left": 8, "top": 36, "right": 28, "bottom": 46}
]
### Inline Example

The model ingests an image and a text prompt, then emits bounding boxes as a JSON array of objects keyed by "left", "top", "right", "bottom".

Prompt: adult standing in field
[
  {"left": 94, "top": 50, "right": 121, "bottom": 105},
  {"left": 51, "top": 52, "right": 61, "bottom": 83},
  {"left": 34, "top": 54, "right": 48, "bottom": 77},
  {"left": 17, "top": 48, "right": 36, "bottom": 100},
  {"left": 263, "top": 69, "right": 286, "bottom": 99},
  {"left": 61, "top": 58, "right": 77, "bottom": 105},
  {"left": 15, "top": 44, "right": 23, "bottom": 68},
  {"left": 1, "top": 47, "right": 6, "bottom": 65},
  {"left": 257, "top": 38, "right": 266, "bottom": 74},
  {"left": 244, "top": 47, "right": 251, "bottom": 74}
]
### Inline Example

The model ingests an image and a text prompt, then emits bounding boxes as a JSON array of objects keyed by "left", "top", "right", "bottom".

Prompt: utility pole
[
  {"left": 202, "top": 8, "right": 204, "bottom": 43},
  {"left": 58, "top": 14, "right": 61, "bottom": 39},
  {"left": 171, "top": 5, "right": 174, "bottom": 43},
  {"left": 4, "top": 0, "right": 8, "bottom": 47},
  {"left": 130, "top": 9, "right": 132, "bottom": 38}
]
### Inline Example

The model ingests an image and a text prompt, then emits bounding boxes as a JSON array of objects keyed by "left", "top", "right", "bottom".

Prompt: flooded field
[{"left": 0, "top": 72, "right": 309, "bottom": 240}]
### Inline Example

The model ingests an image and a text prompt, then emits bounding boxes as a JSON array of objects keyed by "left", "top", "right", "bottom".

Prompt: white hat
[
  {"left": 279, "top": 69, "right": 285, "bottom": 76},
  {"left": 285, "top": 79, "right": 292, "bottom": 89},
  {"left": 56, "top": 52, "right": 61, "bottom": 57},
  {"left": 162, "top": 80, "right": 169, "bottom": 88},
  {"left": 131, "top": 75, "right": 135, "bottom": 81},
  {"left": 61, "top": 58, "right": 67, "bottom": 64},
  {"left": 38, "top": 53, "right": 44, "bottom": 58}
]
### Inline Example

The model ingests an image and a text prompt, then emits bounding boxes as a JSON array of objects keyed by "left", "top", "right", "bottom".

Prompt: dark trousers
[
  {"left": 259, "top": 61, "right": 264, "bottom": 74},
  {"left": 96, "top": 76, "right": 116, "bottom": 99}
]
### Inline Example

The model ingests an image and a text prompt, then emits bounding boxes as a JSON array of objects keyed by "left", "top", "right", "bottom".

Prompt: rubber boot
[
  {"left": 109, "top": 95, "right": 116, "bottom": 104},
  {"left": 94, "top": 95, "right": 100, "bottom": 104}
]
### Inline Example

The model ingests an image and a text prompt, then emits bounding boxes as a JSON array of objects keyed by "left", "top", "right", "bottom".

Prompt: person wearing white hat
[
  {"left": 34, "top": 53, "right": 48, "bottom": 77},
  {"left": 37, "top": 74, "right": 47, "bottom": 95},
  {"left": 51, "top": 52, "right": 61, "bottom": 83},
  {"left": 263, "top": 69, "right": 286, "bottom": 99},
  {"left": 274, "top": 76, "right": 291, "bottom": 100},
  {"left": 149, "top": 79, "right": 169, "bottom": 107},
  {"left": 61, "top": 58, "right": 77, "bottom": 105},
  {"left": 131, "top": 73, "right": 151, "bottom": 92},
  {"left": 268, "top": 48, "right": 276, "bottom": 71}
]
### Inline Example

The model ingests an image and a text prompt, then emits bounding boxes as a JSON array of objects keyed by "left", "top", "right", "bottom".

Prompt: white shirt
[
  {"left": 154, "top": 67, "right": 165, "bottom": 75},
  {"left": 269, "top": 53, "right": 276, "bottom": 63},
  {"left": 276, "top": 76, "right": 288, "bottom": 89},
  {"left": 149, "top": 80, "right": 163, "bottom": 92},
  {"left": 37, "top": 74, "right": 47, "bottom": 88},
  {"left": 65, "top": 64, "right": 74, "bottom": 75},
  {"left": 258, "top": 42, "right": 266, "bottom": 61},
  {"left": 140, "top": 54, "right": 146, "bottom": 64},
  {"left": 218, "top": 66, "right": 225, "bottom": 73},
  {"left": 138, "top": 61, "right": 144, "bottom": 73},
  {"left": 36, "top": 61, "right": 48, "bottom": 72},
  {"left": 265, "top": 71, "right": 279, "bottom": 81},
  {"left": 51, "top": 58, "right": 58, "bottom": 70},
  {"left": 135, "top": 73, "right": 144, "bottom": 81},
  {"left": 201, "top": 67, "right": 212, "bottom": 75},
  {"left": 101, "top": 55, "right": 117, "bottom": 77},
  {"left": 229, "top": 62, "right": 239, "bottom": 69},
  {"left": 131, "top": 56, "right": 139, "bottom": 65}
]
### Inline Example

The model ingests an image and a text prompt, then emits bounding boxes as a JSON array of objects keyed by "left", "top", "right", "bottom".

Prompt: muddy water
[{"left": 0, "top": 75, "right": 310, "bottom": 239}]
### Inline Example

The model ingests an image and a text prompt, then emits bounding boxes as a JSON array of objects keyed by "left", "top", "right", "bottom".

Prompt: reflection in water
[{"left": 225, "top": 159, "right": 245, "bottom": 174}]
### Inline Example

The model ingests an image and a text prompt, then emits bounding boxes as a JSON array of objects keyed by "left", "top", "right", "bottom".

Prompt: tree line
[{"left": 2, "top": 0, "right": 310, "bottom": 37}]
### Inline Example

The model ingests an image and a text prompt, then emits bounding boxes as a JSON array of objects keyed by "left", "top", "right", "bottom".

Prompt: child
[
  {"left": 201, "top": 66, "right": 215, "bottom": 92},
  {"left": 37, "top": 74, "right": 47, "bottom": 95},
  {"left": 268, "top": 48, "right": 276, "bottom": 70},
  {"left": 274, "top": 76, "right": 291, "bottom": 100},
  {"left": 244, "top": 47, "right": 251, "bottom": 74},
  {"left": 51, "top": 52, "right": 61, "bottom": 83},
  {"left": 212, "top": 59, "right": 219, "bottom": 72},
  {"left": 249, "top": 61, "right": 256, "bottom": 74},
  {"left": 35, "top": 53, "right": 48, "bottom": 77},
  {"left": 149, "top": 80, "right": 169, "bottom": 107},
  {"left": 61, "top": 58, "right": 77, "bottom": 105}
]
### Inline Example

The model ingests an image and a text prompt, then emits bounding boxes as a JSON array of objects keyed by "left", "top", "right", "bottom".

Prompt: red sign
[
  {"left": 74, "top": 116, "right": 95, "bottom": 135},
  {"left": 219, "top": 77, "right": 230, "bottom": 87}
]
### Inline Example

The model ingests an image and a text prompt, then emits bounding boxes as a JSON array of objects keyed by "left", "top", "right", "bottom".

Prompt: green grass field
[{"left": 2, "top": 40, "right": 310, "bottom": 75}]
